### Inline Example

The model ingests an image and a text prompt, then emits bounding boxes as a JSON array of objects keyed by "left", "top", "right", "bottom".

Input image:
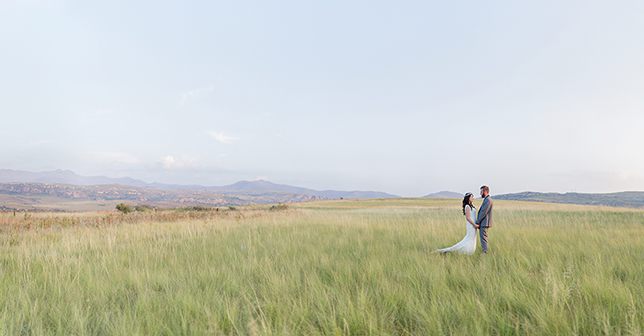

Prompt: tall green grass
[{"left": 0, "top": 199, "right": 642, "bottom": 335}]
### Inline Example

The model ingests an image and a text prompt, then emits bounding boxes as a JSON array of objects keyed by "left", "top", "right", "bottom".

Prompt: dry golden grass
[{"left": 0, "top": 199, "right": 642, "bottom": 335}]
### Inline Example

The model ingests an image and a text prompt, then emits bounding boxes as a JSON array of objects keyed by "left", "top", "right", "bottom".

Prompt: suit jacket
[{"left": 476, "top": 196, "right": 493, "bottom": 228}]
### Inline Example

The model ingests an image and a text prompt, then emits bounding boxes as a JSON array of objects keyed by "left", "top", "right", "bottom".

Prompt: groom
[{"left": 475, "top": 185, "right": 493, "bottom": 253}]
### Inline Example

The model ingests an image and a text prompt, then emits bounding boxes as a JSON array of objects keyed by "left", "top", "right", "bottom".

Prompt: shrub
[
  {"left": 179, "top": 206, "right": 216, "bottom": 212},
  {"left": 269, "top": 204, "right": 289, "bottom": 211},
  {"left": 228, "top": 206, "right": 237, "bottom": 211},
  {"left": 192, "top": 206, "right": 216, "bottom": 211},
  {"left": 134, "top": 205, "right": 155, "bottom": 212},
  {"left": 116, "top": 203, "right": 133, "bottom": 214}
]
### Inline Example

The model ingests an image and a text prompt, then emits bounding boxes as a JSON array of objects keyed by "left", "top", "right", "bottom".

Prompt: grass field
[{"left": 0, "top": 198, "right": 643, "bottom": 335}]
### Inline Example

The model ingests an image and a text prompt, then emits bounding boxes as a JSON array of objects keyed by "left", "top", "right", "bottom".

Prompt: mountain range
[
  {"left": 0, "top": 182, "right": 326, "bottom": 212},
  {"left": 0, "top": 169, "right": 399, "bottom": 200},
  {"left": 0, "top": 169, "right": 149, "bottom": 187},
  {"left": 423, "top": 190, "right": 644, "bottom": 208},
  {"left": 492, "top": 191, "right": 644, "bottom": 208},
  {"left": 5, "top": 169, "right": 640, "bottom": 210},
  {"left": 423, "top": 191, "right": 463, "bottom": 198}
]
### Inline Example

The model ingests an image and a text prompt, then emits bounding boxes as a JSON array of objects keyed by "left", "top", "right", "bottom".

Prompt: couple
[{"left": 432, "top": 185, "right": 493, "bottom": 255}]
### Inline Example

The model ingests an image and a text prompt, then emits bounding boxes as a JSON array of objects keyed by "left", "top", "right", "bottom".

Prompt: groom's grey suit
[{"left": 475, "top": 195, "right": 493, "bottom": 253}]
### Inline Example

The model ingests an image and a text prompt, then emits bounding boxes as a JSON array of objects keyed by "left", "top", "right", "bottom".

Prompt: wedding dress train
[{"left": 432, "top": 205, "right": 477, "bottom": 255}]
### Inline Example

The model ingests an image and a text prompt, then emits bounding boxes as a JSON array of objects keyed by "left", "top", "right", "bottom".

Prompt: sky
[{"left": 1, "top": 0, "right": 643, "bottom": 197}]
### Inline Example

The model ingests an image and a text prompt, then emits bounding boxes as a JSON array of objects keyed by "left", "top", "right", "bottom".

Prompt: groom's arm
[{"left": 476, "top": 198, "right": 490, "bottom": 225}]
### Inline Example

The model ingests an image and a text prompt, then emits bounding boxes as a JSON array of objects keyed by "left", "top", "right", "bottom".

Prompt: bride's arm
[{"left": 465, "top": 206, "right": 478, "bottom": 228}]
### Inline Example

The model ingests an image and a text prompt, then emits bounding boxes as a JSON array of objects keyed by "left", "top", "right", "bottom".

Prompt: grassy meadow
[{"left": 0, "top": 198, "right": 643, "bottom": 335}]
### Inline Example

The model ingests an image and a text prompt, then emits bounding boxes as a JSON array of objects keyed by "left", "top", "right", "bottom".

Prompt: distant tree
[
  {"left": 269, "top": 204, "right": 288, "bottom": 211},
  {"left": 116, "top": 203, "right": 133, "bottom": 214},
  {"left": 134, "top": 205, "right": 154, "bottom": 212}
]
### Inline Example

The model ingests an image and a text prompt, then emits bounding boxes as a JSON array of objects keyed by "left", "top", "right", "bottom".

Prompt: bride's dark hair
[{"left": 462, "top": 193, "right": 475, "bottom": 215}]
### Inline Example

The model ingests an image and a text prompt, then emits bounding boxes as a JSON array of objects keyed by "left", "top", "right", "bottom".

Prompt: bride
[{"left": 432, "top": 192, "right": 479, "bottom": 255}]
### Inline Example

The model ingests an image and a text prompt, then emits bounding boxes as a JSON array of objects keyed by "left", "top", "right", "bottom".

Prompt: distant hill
[
  {"left": 0, "top": 169, "right": 149, "bottom": 187},
  {"left": 423, "top": 191, "right": 463, "bottom": 198},
  {"left": 0, "top": 169, "right": 399, "bottom": 201},
  {"left": 0, "top": 182, "right": 326, "bottom": 211},
  {"left": 493, "top": 191, "right": 644, "bottom": 208},
  {"left": 151, "top": 180, "right": 399, "bottom": 199},
  {"left": 0, "top": 169, "right": 400, "bottom": 199},
  {"left": 205, "top": 180, "right": 400, "bottom": 199}
]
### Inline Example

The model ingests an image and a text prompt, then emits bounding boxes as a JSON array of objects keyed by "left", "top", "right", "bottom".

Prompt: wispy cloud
[
  {"left": 155, "top": 156, "right": 234, "bottom": 174},
  {"left": 181, "top": 85, "right": 214, "bottom": 105},
  {"left": 158, "top": 156, "right": 200, "bottom": 170},
  {"left": 207, "top": 131, "right": 239, "bottom": 144}
]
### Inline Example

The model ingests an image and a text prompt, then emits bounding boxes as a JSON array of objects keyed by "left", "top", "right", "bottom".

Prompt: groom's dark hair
[{"left": 480, "top": 185, "right": 489, "bottom": 194}]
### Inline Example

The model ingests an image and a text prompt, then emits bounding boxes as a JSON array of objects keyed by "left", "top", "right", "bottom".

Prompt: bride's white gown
[{"left": 432, "top": 205, "right": 477, "bottom": 255}]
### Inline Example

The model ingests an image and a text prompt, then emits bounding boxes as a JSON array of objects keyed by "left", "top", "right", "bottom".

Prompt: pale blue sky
[{"left": 1, "top": 1, "right": 643, "bottom": 196}]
